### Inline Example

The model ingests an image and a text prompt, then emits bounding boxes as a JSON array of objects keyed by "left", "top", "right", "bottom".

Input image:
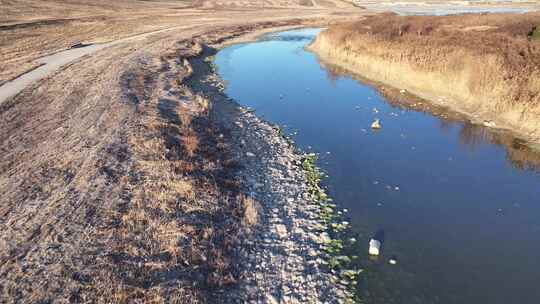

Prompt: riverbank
[
  {"left": 0, "top": 19, "right": 356, "bottom": 302},
  {"left": 185, "top": 32, "right": 354, "bottom": 302},
  {"left": 308, "top": 12, "right": 540, "bottom": 145}
]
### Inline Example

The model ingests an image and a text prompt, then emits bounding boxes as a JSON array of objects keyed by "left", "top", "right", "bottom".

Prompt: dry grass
[
  {"left": 0, "top": 0, "right": 356, "bottom": 84},
  {"left": 0, "top": 1, "right": 365, "bottom": 301},
  {"left": 309, "top": 12, "right": 540, "bottom": 142},
  {"left": 196, "top": 0, "right": 353, "bottom": 8},
  {"left": 1, "top": 15, "right": 342, "bottom": 299},
  {"left": 0, "top": 24, "right": 267, "bottom": 303},
  {"left": 0, "top": 0, "right": 193, "bottom": 24},
  {"left": 238, "top": 193, "right": 261, "bottom": 227},
  {"left": 0, "top": 0, "right": 193, "bottom": 84}
]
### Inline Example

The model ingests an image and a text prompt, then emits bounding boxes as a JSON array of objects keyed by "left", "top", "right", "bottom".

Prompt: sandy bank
[{"left": 308, "top": 12, "right": 540, "bottom": 144}]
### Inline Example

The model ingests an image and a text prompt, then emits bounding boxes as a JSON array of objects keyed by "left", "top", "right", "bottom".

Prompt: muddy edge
[{"left": 185, "top": 28, "right": 352, "bottom": 302}]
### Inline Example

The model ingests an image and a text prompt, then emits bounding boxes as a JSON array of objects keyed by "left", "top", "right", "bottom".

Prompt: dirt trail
[
  {"left": 0, "top": 10, "right": 362, "bottom": 300},
  {"left": 0, "top": 24, "right": 200, "bottom": 105}
]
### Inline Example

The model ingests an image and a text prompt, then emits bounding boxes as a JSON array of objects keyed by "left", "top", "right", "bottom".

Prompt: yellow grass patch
[{"left": 309, "top": 13, "right": 540, "bottom": 142}]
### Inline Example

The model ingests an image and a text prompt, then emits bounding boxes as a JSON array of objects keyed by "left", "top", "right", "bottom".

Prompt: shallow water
[{"left": 215, "top": 28, "right": 540, "bottom": 304}]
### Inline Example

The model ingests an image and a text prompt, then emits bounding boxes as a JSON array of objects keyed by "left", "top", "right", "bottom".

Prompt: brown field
[
  {"left": 322, "top": 60, "right": 540, "bottom": 172},
  {"left": 0, "top": 1, "right": 364, "bottom": 302},
  {"left": 0, "top": 0, "right": 358, "bottom": 85},
  {"left": 309, "top": 12, "right": 540, "bottom": 143}
]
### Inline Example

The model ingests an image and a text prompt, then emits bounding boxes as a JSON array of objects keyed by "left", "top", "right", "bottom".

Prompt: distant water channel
[{"left": 214, "top": 28, "right": 540, "bottom": 304}]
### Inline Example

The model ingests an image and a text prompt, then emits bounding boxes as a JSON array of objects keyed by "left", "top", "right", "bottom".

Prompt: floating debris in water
[
  {"left": 394, "top": 186, "right": 400, "bottom": 191},
  {"left": 372, "top": 107, "right": 379, "bottom": 113},
  {"left": 373, "top": 181, "right": 379, "bottom": 185},
  {"left": 371, "top": 119, "right": 381, "bottom": 129},
  {"left": 369, "top": 239, "right": 381, "bottom": 256},
  {"left": 377, "top": 202, "right": 383, "bottom": 207},
  {"left": 389, "top": 256, "right": 398, "bottom": 265}
]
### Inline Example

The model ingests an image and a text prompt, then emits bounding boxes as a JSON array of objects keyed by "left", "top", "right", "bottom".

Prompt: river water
[{"left": 214, "top": 29, "right": 540, "bottom": 304}]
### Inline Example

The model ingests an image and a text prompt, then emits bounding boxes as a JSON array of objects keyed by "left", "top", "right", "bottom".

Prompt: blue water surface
[{"left": 215, "top": 28, "right": 540, "bottom": 304}]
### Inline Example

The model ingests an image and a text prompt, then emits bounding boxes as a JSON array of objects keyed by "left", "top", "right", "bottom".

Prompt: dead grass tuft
[
  {"left": 182, "top": 131, "right": 200, "bottom": 157},
  {"left": 238, "top": 193, "right": 260, "bottom": 227}
]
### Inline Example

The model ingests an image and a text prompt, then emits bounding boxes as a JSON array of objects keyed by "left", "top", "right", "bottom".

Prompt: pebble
[
  {"left": 266, "top": 295, "right": 279, "bottom": 304},
  {"left": 275, "top": 224, "right": 288, "bottom": 239},
  {"left": 207, "top": 64, "right": 352, "bottom": 303}
]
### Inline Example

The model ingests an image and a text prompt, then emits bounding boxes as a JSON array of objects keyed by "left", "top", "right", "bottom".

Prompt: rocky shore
[{"left": 186, "top": 41, "right": 353, "bottom": 303}]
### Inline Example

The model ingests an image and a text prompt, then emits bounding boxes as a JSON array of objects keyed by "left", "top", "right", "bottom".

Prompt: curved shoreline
[{"left": 187, "top": 30, "right": 355, "bottom": 302}]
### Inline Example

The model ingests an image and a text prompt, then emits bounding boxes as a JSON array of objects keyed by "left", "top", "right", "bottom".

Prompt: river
[{"left": 214, "top": 28, "right": 540, "bottom": 304}]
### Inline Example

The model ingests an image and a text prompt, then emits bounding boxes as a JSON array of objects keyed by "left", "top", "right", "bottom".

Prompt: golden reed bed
[{"left": 309, "top": 12, "right": 540, "bottom": 143}]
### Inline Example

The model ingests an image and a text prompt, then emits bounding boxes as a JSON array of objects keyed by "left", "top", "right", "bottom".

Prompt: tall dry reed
[{"left": 309, "top": 13, "right": 540, "bottom": 142}]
